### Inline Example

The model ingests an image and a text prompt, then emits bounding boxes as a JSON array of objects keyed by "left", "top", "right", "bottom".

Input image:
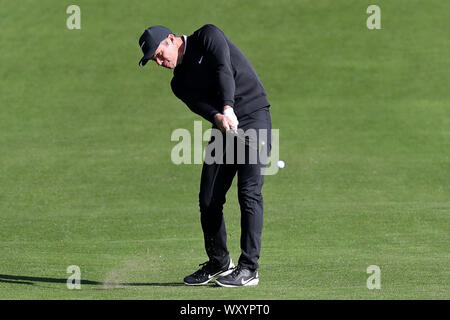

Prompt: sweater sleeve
[{"left": 199, "top": 25, "right": 236, "bottom": 108}]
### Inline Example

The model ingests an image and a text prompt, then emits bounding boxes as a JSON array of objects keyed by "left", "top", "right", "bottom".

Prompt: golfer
[{"left": 138, "top": 24, "right": 272, "bottom": 287}]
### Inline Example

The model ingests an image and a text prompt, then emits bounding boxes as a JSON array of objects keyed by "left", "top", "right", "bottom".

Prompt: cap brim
[
  {"left": 139, "top": 57, "right": 149, "bottom": 67},
  {"left": 139, "top": 52, "right": 153, "bottom": 67},
  {"left": 138, "top": 45, "right": 158, "bottom": 67}
]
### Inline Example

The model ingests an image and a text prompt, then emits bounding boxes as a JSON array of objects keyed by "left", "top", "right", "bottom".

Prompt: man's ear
[{"left": 167, "top": 34, "right": 176, "bottom": 44}]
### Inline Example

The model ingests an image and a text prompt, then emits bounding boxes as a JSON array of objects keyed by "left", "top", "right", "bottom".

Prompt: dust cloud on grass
[{"left": 101, "top": 250, "right": 166, "bottom": 290}]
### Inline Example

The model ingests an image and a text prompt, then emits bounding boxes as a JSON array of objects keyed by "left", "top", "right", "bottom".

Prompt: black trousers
[{"left": 199, "top": 107, "right": 272, "bottom": 271}]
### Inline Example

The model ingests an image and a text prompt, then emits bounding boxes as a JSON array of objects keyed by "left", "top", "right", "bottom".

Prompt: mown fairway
[{"left": 0, "top": 0, "right": 448, "bottom": 299}]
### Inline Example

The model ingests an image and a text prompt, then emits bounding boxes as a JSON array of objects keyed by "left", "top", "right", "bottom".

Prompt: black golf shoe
[
  {"left": 215, "top": 264, "right": 259, "bottom": 287},
  {"left": 183, "top": 258, "right": 235, "bottom": 286}
]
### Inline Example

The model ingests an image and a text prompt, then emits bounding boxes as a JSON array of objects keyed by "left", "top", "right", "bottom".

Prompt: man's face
[{"left": 151, "top": 35, "right": 178, "bottom": 69}]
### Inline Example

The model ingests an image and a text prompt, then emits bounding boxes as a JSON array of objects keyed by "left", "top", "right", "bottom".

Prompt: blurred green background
[{"left": 0, "top": 0, "right": 448, "bottom": 299}]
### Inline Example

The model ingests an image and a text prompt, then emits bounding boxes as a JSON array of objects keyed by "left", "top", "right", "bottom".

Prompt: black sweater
[{"left": 170, "top": 24, "right": 270, "bottom": 123}]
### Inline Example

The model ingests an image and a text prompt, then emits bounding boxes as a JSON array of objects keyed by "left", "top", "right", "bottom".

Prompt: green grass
[{"left": 0, "top": 0, "right": 449, "bottom": 299}]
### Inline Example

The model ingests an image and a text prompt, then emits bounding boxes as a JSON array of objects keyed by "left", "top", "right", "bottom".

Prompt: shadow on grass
[{"left": 0, "top": 274, "right": 183, "bottom": 288}]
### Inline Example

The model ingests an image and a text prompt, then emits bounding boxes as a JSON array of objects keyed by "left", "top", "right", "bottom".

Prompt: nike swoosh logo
[
  {"left": 198, "top": 56, "right": 203, "bottom": 64},
  {"left": 241, "top": 277, "right": 254, "bottom": 285},
  {"left": 210, "top": 270, "right": 224, "bottom": 278}
]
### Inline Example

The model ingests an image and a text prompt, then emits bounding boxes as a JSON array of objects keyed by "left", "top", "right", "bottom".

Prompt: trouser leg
[
  {"left": 236, "top": 108, "right": 272, "bottom": 271},
  {"left": 199, "top": 153, "right": 236, "bottom": 267},
  {"left": 237, "top": 162, "right": 265, "bottom": 270}
]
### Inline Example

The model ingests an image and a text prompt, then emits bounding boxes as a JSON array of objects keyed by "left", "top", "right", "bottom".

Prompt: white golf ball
[{"left": 277, "top": 160, "right": 285, "bottom": 169}]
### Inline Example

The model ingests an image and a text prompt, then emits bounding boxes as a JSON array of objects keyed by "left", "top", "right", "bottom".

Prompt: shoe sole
[
  {"left": 215, "top": 277, "right": 259, "bottom": 288},
  {"left": 183, "top": 262, "right": 235, "bottom": 286}
]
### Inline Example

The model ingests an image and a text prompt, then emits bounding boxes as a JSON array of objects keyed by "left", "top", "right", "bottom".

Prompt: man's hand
[
  {"left": 223, "top": 107, "right": 239, "bottom": 132},
  {"left": 214, "top": 107, "right": 239, "bottom": 133},
  {"left": 214, "top": 113, "right": 233, "bottom": 132}
]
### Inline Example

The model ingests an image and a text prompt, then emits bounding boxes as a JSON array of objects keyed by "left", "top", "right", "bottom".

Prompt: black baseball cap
[{"left": 138, "top": 25, "right": 172, "bottom": 67}]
